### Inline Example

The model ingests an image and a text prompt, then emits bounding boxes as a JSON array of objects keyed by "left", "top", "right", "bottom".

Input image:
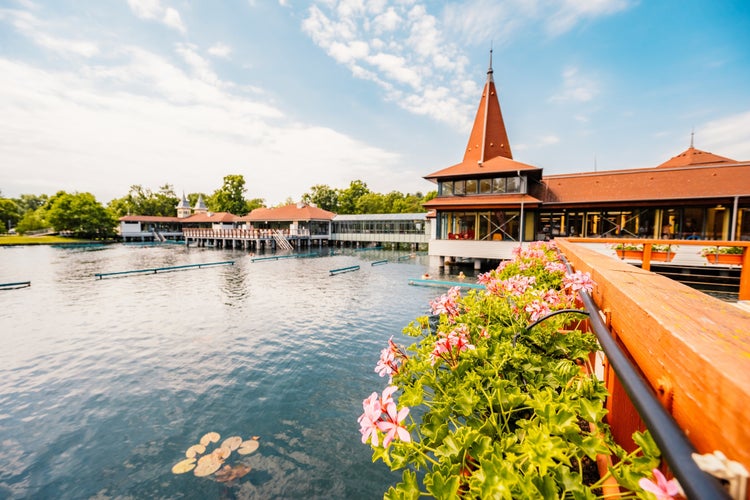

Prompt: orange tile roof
[
  {"left": 656, "top": 146, "right": 737, "bottom": 168},
  {"left": 424, "top": 154, "right": 541, "bottom": 180},
  {"left": 424, "top": 194, "right": 541, "bottom": 210},
  {"left": 241, "top": 203, "right": 335, "bottom": 222},
  {"left": 541, "top": 163, "right": 750, "bottom": 205},
  {"left": 424, "top": 51, "right": 541, "bottom": 181},
  {"left": 119, "top": 215, "right": 181, "bottom": 222},
  {"left": 182, "top": 212, "right": 239, "bottom": 223}
]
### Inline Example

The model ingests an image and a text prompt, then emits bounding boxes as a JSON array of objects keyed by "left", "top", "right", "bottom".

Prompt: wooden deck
[{"left": 557, "top": 239, "right": 750, "bottom": 494}]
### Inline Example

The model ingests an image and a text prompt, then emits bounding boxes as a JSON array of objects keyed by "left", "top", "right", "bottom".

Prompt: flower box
[
  {"left": 704, "top": 253, "right": 743, "bottom": 265},
  {"left": 650, "top": 251, "right": 676, "bottom": 262},
  {"left": 617, "top": 249, "right": 643, "bottom": 260}
]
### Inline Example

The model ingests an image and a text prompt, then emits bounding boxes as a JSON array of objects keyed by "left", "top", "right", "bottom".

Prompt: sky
[{"left": 1, "top": 0, "right": 749, "bottom": 206}]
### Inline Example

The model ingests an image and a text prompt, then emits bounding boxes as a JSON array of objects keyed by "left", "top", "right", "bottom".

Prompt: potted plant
[
  {"left": 650, "top": 244, "right": 677, "bottom": 263},
  {"left": 701, "top": 246, "right": 744, "bottom": 265},
  {"left": 358, "top": 242, "right": 671, "bottom": 498},
  {"left": 612, "top": 243, "right": 644, "bottom": 260}
]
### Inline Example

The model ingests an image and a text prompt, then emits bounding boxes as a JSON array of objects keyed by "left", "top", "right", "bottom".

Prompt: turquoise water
[{"left": 0, "top": 244, "right": 449, "bottom": 499}]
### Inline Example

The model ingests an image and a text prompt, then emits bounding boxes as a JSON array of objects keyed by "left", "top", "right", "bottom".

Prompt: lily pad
[
  {"left": 199, "top": 432, "right": 220, "bottom": 447},
  {"left": 194, "top": 454, "right": 223, "bottom": 477},
  {"left": 185, "top": 444, "right": 206, "bottom": 458},
  {"left": 214, "top": 463, "right": 251, "bottom": 483},
  {"left": 221, "top": 436, "right": 243, "bottom": 451},
  {"left": 171, "top": 457, "right": 197, "bottom": 474},
  {"left": 237, "top": 439, "right": 259, "bottom": 455},
  {"left": 213, "top": 446, "right": 231, "bottom": 460}
]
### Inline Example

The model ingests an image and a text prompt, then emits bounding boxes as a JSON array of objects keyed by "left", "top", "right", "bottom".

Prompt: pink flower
[
  {"left": 358, "top": 386, "right": 411, "bottom": 448},
  {"left": 525, "top": 299, "right": 552, "bottom": 322},
  {"left": 376, "top": 403, "right": 411, "bottom": 448},
  {"left": 638, "top": 468, "right": 680, "bottom": 499},
  {"left": 358, "top": 392, "right": 382, "bottom": 446},
  {"left": 375, "top": 337, "right": 407, "bottom": 379},
  {"left": 544, "top": 261, "right": 567, "bottom": 274},
  {"left": 562, "top": 270, "right": 595, "bottom": 294},
  {"left": 430, "top": 286, "right": 462, "bottom": 322},
  {"left": 430, "top": 325, "right": 475, "bottom": 366}
]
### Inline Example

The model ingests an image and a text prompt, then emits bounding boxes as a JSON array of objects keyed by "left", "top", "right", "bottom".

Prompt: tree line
[{"left": 0, "top": 175, "right": 436, "bottom": 238}]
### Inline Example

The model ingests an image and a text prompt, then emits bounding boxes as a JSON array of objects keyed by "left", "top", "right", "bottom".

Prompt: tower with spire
[{"left": 176, "top": 193, "right": 192, "bottom": 218}]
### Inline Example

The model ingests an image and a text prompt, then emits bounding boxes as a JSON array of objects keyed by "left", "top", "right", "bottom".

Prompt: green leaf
[
  {"left": 384, "top": 470, "right": 421, "bottom": 500},
  {"left": 425, "top": 469, "right": 461, "bottom": 499}
]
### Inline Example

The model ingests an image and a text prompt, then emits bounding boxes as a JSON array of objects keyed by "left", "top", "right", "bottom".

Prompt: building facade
[{"left": 423, "top": 52, "right": 750, "bottom": 268}]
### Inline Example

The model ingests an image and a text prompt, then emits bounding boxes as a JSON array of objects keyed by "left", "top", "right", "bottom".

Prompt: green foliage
[
  {"left": 359, "top": 242, "right": 663, "bottom": 498},
  {"left": 301, "top": 180, "right": 436, "bottom": 215},
  {"left": 701, "top": 245, "right": 743, "bottom": 256},
  {"left": 108, "top": 184, "right": 179, "bottom": 217},
  {"left": 338, "top": 180, "right": 371, "bottom": 214},
  {"left": 15, "top": 210, "right": 48, "bottom": 234},
  {"left": 0, "top": 198, "right": 21, "bottom": 233},
  {"left": 210, "top": 174, "right": 249, "bottom": 215},
  {"left": 46, "top": 191, "right": 117, "bottom": 238},
  {"left": 301, "top": 184, "right": 339, "bottom": 212}
]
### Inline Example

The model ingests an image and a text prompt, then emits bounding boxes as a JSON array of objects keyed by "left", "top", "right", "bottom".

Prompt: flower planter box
[
  {"left": 617, "top": 250, "right": 643, "bottom": 260},
  {"left": 704, "top": 254, "right": 743, "bottom": 265},
  {"left": 650, "top": 251, "right": 676, "bottom": 262}
]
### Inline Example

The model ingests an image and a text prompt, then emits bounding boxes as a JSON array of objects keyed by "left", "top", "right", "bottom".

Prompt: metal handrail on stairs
[{"left": 272, "top": 230, "right": 293, "bottom": 251}]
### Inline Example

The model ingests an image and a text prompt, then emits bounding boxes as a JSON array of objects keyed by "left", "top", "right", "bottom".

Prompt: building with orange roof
[{"left": 424, "top": 52, "right": 750, "bottom": 268}]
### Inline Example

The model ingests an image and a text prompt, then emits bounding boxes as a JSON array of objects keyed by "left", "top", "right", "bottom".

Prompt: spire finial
[
  {"left": 690, "top": 127, "right": 695, "bottom": 148},
  {"left": 488, "top": 43, "right": 493, "bottom": 74}
]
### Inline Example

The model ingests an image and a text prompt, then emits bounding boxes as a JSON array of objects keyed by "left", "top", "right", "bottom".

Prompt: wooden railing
[
  {"left": 564, "top": 237, "right": 750, "bottom": 300},
  {"left": 556, "top": 238, "right": 750, "bottom": 498}
]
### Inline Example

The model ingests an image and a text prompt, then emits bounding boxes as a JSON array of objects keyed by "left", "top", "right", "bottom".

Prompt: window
[
  {"left": 493, "top": 178, "right": 506, "bottom": 193},
  {"left": 454, "top": 180, "right": 465, "bottom": 196},
  {"left": 465, "top": 179, "right": 478, "bottom": 195},
  {"left": 507, "top": 176, "right": 520, "bottom": 193},
  {"left": 479, "top": 179, "right": 492, "bottom": 194},
  {"left": 441, "top": 181, "right": 453, "bottom": 196}
]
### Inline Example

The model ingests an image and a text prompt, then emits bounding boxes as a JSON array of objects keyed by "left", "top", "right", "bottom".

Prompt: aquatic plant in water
[
  {"left": 171, "top": 431, "right": 259, "bottom": 483},
  {"left": 358, "top": 241, "right": 677, "bottom": 498}
]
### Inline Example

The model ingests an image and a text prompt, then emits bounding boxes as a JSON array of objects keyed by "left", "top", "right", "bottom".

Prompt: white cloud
[
  {"left": 547, "top": 0, "right": 631, "bottom": 36},
  {"left": 700, "top": 111, "right": 750, "bottom": 160},
  {"left": 2, "top": 7, "right": 99, "bottom": 57},
  {"left": 549, "top": 66, "right": 599, "bottom": 103},
  {"left": 302, "top": 1, "right": 475, "bottom": 131},
  {"left": 207, "top": 42, "right": 232, "bottom": 59},
  {"left": 163, "top": 7, "right": 186, "bottom": 34},
  {"left": 0, "top": 51, "right": 410, "bottom": 204},
  {"left": 127, "top": 0, "right": 162, "bottom": 20},
  {"left": 127, "top": 0, "right": 187, "bottom": 34}
]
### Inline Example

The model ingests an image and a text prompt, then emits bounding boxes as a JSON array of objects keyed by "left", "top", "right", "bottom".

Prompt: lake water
[{"left": 0, "top": 244, "right": 451, "bottom": 499}]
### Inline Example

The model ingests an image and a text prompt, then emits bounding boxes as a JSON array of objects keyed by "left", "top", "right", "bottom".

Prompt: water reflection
[{"left": 0, "top": 245, "right": 442, "bottom": 499}]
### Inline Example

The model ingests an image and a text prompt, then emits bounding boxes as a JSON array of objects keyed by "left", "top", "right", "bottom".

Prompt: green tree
[
  {"left": 211, "top": 174, "right": 248, "bottom": 215},
  {"left": 245, "top": 198, "right": 266, "bottom": 212},
  {"left": 47, "top": 191, "right": 117, "bottom": 238},
  {"left": 338, "top": 180, "right": 370, "bottom": 214},
  {"left": 13, "top": 193, "right": 49, "bottom": 214},
  {"left": 108, "top": 184, "right": 179, "bottom": 217},
  {"left": 16, "top": 210, "right": 48, "bottom": 235},
  {"left": 302, "top": 184, "right": 339, "bottom": 212},
  {"left": 355, "top": 192, "right": 387, "bottom": 214},
  {"left": 0, "top": 198, "right": 21, "bottom": 233}
]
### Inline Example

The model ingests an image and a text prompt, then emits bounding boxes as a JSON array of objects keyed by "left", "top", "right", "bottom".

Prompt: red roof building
[{"left": 423, "top": 51, "right": 750, "bottom": 265}]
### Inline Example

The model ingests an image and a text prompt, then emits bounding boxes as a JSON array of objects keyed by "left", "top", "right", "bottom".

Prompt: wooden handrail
[
  {"left": 556, "top": 238, "right": 750, "bottom": 491},
  {"left": 566, "top": 237, "right": 750, "bottom": 300}
]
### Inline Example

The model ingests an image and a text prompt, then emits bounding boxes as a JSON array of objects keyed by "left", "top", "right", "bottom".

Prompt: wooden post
[{"left": 740, "top": 247, "right": 750, "bottom": 301}]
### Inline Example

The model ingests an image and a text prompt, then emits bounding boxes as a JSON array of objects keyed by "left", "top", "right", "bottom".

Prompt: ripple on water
[{"left": 0, "top": 246, "right": 443, "bottom": 499}]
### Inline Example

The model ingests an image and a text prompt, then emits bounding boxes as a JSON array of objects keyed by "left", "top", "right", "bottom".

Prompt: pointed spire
[
  {"left": 690, "top": 127, "right": 695, "bottom": 149},
  {"left": 464, "top": 48, "right": 512, "bottom": 164}
]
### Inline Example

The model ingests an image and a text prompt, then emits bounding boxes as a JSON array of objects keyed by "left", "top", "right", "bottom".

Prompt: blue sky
[{"left": 1, "top": 0, "right": 748, "bottom": 206}]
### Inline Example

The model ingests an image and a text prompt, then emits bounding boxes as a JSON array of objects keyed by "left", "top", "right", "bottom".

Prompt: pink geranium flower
[
  {"left": 376, "top": 403, "right": 411, "bottom": 448},
  {"left": 375, "top": 337, "right": 407, "bottom": 379},
  {"left": 638, "top": 468, "right": 680, "bottom": 499},
  {"left": 358, "top": 392, "right": 382, "bottom": 446},
  {"left": 430, "top": 286, "right": 462, "bottom": 322}
]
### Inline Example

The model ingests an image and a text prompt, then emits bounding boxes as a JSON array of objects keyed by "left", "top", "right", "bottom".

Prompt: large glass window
[
  {"left": 507, "top": 176, "right": 520, "bottom": 193},
  {"left": 465, "top": 179, "right": 478, "bottom": 195},
  {"left": 492, "top": 178, "right": 506, "bottom": 193},
  {"left": 441, "top": 181, "right": 453, "bottom": 196},
  {"left": 454, "top": 180, "right": 465, "bottom": 196},
  {"left": 479, "top": 179, "right": 492, "bottom": 194}
]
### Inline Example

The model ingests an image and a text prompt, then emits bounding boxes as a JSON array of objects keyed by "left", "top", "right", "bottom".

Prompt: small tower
[
  {"left": 176, "top": 193, "right": 192, "bottom": 218},
  {"left": 193, "top": 194, "right": 208, "bottom": 215}
]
